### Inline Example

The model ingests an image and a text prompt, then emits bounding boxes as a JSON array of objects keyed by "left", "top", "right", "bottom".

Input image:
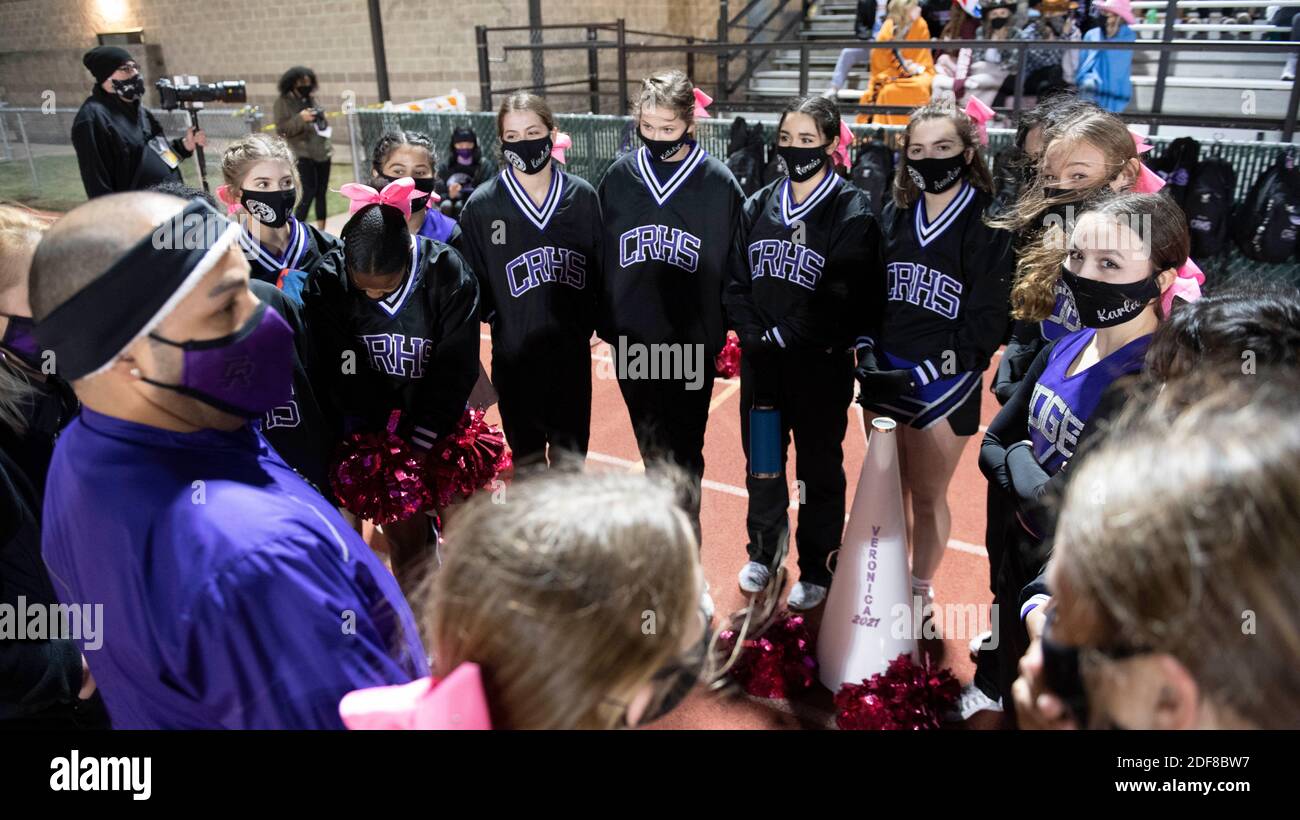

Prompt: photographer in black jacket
[{"left": 70, "top": 46, "right": 205, "bottom": 198}]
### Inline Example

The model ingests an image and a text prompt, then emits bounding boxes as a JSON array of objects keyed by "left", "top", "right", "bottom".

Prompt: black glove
[
  {"left": 741, "top": 329, "right": 780, "bottom": 355},
  {"left": 856, "top": 368, "right": 915, "bottom": 405}
]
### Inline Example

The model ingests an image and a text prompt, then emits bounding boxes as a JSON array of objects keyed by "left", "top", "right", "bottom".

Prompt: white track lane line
[
  {"left": 484, "top": 331, "right": 989, "bottom": 557},
  {"left": 582, "top": 451, "right": 988, "bottom": 558}
]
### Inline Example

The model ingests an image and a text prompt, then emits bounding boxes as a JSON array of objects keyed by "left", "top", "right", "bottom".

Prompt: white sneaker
[
  {"left": 944, "top": 683, "right": 1004, "bottom": 722},
  {"left": 738, "top": 561, "right": 770, "bottom": 593},
  {"left": 787, "top": 581, "right": 828, "bottom": 611}
]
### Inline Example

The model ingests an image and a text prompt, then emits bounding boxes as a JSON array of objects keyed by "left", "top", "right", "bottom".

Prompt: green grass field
[{"left": 0, "top": 151, "right": 352, "bottom": 217}]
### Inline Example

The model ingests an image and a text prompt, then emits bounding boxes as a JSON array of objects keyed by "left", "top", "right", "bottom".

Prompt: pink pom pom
[
  {"left": 714, "top": 332, "right": 742, "bottom": 379},
  {"left": 834, "top": 653, "right": 961, "bottom": 730},
  {"left": 717, "top": 612, "right": 817, "bottom": 699},
  {"left": 421, "top": 406, "right": 513, "bottom": 509},
  {"left": 330, "top": 410, "right": 434, "bottom": 526}
]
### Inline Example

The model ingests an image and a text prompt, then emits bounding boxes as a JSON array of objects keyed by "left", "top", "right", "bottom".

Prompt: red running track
[{"left": 372, "top": 332, "right": 1009, "bottom": 730}]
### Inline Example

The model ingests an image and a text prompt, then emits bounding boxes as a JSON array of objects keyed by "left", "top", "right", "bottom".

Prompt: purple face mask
[
  {"left": 141, "top": 302, "right": 294, "bottom": 418},
  {"left": 0, "top": 313, "right": 40, "bottom": 367},
  {"left": 454, "top": 147, "right": 475, "bottom": 165}
]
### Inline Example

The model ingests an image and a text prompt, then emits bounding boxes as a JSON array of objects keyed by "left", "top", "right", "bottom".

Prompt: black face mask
[
  {"left": 1060, "top": 264, "right": 1162, "bottom": 328},
  {"left": 990, "top": 16, "right": 1010, "bottom": 30},
  {"left": 777, "top": 144, "right": 830, "bottom": 183},
  {"left": 907, "top": 153, "right": 968, "bottom": 194},
  {"left": 502, "top": 134, "right": 553, "bottom": 175},
  {"left": 1040, "top": 611, "right": 1092, "bottom": 726},
  {"left": 639, "top": 130, "right": 694, "bottom": 162},
  {"left": 240, "top": 188, "right": 296, "bottom": 229},
  {"left": 296, "top": 85, "right": 313, "bottom": 98},
  {"left": 622, "top": 615, "right": 711, "bottom": 727},
  {"left": 111, "top": 76, "right": 145, "bottom": 102}
]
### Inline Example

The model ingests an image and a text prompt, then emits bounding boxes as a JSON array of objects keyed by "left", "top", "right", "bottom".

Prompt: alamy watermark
[
  {"left": 596, "top": 336, "right": 707, "bottom": 390},
  {"left": 0, "top": 596, "right": 102, "bottom": 650}
]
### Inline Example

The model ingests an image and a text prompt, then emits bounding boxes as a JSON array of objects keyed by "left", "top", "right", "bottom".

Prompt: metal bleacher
[{"left": 749, "top": 0, "right": 1300, "bottom": 140}]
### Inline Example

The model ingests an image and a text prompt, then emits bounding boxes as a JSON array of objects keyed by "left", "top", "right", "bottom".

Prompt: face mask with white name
[{"left": 1059, "top": 264, "right": 1162, "bottom": 328}]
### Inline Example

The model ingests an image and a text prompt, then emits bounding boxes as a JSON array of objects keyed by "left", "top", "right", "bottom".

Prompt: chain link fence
[
  {"left": 0, "top": 104, "right": 263, "bottom": 213},
  {"left": 349, "top": 108, "right": 1300, "bottom": 284}
]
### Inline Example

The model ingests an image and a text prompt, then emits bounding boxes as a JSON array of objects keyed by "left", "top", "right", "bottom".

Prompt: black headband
[{"left": 34, "top": 199, "right": 241, "bottom": 381}]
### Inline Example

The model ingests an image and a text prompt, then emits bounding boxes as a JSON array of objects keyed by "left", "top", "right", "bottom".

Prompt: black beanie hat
[{"left": 83, "top": 46, "right": 134, "bottom": 84}]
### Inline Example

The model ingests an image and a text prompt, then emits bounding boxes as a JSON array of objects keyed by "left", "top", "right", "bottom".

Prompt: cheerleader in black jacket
[
  {"left": 301, "top": 179, "right": 480, "bottom": 584},
  {"left": 725, "top": 95, "right": 884, "bottom": 610},
  {"left": 857, "top": 102, "right": 1013, "bottom": 607},
  {"left": 597, "top": 69, "right": 747, "bottom": 535},
  {"left": 455, "top": 92, "right": 600, "bottom": 470},
  {"left": 215, "top": 134, "right": 341, "bottom": 295}
]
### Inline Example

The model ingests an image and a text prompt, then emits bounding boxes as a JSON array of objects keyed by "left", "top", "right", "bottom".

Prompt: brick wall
[{"left": 0, "top": 0, "right": 722, "bottom": 116}]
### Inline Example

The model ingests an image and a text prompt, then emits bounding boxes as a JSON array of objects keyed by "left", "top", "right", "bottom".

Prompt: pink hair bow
[
  {"left": 215, "top": 184, "right": 241, "bottom": 216},
  {"left": 1161, "top": 257, "right": 1204, "bottom": 315},
  {"left": 692, "top": 87, "right": 713, "bottom": 119},
  {"left": 337, "top": 176, "right": 424, "bottom": 218},
  {"left": 1129, "top": 129, "right": 1154, "bottom": 155},
  {"left": 552, "top": 131, "right": 573, "bottom": 164},
  {"left": 339, "top": 663, "right": 492, "bottom": 730},
  {"left": 1134, "top": 161, "right": 1166, "bottom": 194},
  {"left": 833, "top": 120, "right": 854, "bottom": 169},
  {"left": 964, "top": 97, "right": 995, "bottom": 146}
]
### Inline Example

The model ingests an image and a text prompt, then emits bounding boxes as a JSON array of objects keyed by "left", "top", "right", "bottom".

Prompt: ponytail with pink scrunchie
[
  {"left": 692, "top": 87, "right": 713, "bottom": 119},
  {"left": 833, "top": 120, "right": 854, "bottom": 170},
  {"left": 551, "top": 131, "right": 573, "bottom": 164},
  {"left": 1161, "top": 257, "right": 1204, "bottom": 316},
  {"left": 963, "top": 97, "right": 995, "bottom": 146},
  {"left": 1128, "top": 129, "right": 1166, "bottom": 194},
  {"left": 215, "top": 184, "right": 242, "bottom": 216}
]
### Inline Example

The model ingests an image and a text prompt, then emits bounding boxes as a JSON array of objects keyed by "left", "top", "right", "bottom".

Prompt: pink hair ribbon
[
  {"left": 551, "top": 131, "right": 573, "bottom": 164},
  {"left": 337, "top": 176, "right": 424, "bottom": 218},
  {"left": 214, "top": 184, "right": 241, "bottom": 215},
  {"left": 833, "top": 120, "right": 854, "bottom": 169},
  {"left": 1129, "top": 129, "right": 1154, "bottom": 155},
  {"left": 339, "top": 663, "right": 492, "bottom": 730},
  {"left": 1161, "top": 257, "right": 1204, "bottom": 315},
  {"left": 692, "top": 87, "right": 713, "bottom": 119},
  {"left": 1134, "top": 161, "right": 1166, "bottom": 193},
  {"left": 964, "top": 96, "right": 995, "bottom": 146}
]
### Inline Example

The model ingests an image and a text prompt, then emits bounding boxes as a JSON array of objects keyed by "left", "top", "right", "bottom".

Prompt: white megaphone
[{"left": 817, "top": 416, "right": 918, "bottom": 691}]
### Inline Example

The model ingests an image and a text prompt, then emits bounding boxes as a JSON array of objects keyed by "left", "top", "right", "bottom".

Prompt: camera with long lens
[{"left": 155, "top": 77, "right": 247, "bottom": 110}]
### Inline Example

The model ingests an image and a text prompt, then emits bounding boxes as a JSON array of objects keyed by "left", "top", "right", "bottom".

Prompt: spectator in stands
[
  {"left": 436, "top": 126, "right": 493, "bottom": 219},
  {"left": 826, "top": 1, "right": 882, "bottom": 98},
  {"left": 274, "top": 67, "right": 332, "bottom": 232},
  {"left": 858, "top": 0, "right": 937, "bottom": 125},
  {"left": 340, "top": 470, "right": 711, "bottom": 730},
  {"left": 963, "top": 0, "right": 1024, "bottom": 109},
  {"left": 932, "top": 0, "right": 985, "bottom": 104},
  {"left": 1076, "top": 0, "right": 1137, "bottom": 112},
  {"left": 70, "top": 46, "right": 205, "bottom": 199},
  {"left": 1015, "top": 0, "right": 1082, "bottom": 102},
  {"left": 1014, "top": 373, "right": 1300, "bottom": 730},
  {"left": 1268, "top": 5, "right": 1300, "bottom": 80}
]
